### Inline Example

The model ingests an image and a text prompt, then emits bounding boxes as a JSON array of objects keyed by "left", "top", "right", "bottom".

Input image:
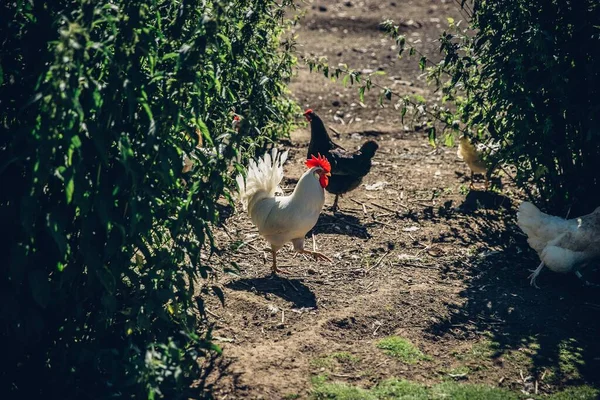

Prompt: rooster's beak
[{"left": 325, "top": 172, "right": 331, "bottom": 177}]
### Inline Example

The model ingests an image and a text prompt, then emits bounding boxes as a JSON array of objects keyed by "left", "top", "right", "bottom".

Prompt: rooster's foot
[
  {"left": 300, "top": 250, "right": 332, "bottom": 263},
  {"left": 527, "top": 261, "right": 545, "bottom": 289},
  {"left": 330, "top": 195, "right": 340, "bottom": 213},
  {"left": 270, "top": 267, "right": 290, "bottom": 276}
]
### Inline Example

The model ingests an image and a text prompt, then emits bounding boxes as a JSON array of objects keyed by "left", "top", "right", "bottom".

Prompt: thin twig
[
  {"left": 396, "top": 262, "right": 437, "bottom": 270},
  {"left": 205, "top": 308, "right": 222, "bottom": 319},
  {"left": 366, "top": 250, "right": 392, "bottom": 273},
  {"left": 372, "top": 201, "right": 408, "bottom": 212}
]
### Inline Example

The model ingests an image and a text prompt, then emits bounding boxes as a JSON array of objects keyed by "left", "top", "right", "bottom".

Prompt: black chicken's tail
[{"left": 360, "top": 140, "right": 379, "bottom": 159}]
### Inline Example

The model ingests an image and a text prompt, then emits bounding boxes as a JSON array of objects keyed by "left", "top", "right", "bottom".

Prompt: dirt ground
[{"left": 203, "top": 1, "right": 600, "bottom": 398}]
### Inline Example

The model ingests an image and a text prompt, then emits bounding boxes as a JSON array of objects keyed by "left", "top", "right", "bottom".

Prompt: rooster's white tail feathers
[{"left": 236, "top": 148, "right": 288, "bottom": 211}]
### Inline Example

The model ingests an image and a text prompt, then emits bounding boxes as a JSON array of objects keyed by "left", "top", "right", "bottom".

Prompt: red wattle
[{"left": 319, "top": 175, "right": 329, "bottom": 188}]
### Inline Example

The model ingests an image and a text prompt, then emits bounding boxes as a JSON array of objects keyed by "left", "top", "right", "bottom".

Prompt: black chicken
[{"left": 304, "top": 109, "right": 379, "bottom": 212}]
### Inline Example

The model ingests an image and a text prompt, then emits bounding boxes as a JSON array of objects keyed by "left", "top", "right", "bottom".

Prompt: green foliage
[
  {"left": 426, "top": 0, "right": 600, "bottom": 213},
  {"left": 0, "top": 0, "right": 295, "bottom": 398},
  {"left": 376, "top": 336, "right": 431, "bottom": 364}
]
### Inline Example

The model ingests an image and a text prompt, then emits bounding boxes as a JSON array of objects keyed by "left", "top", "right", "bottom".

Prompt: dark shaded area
[
  {"left": 226, "top": 276, "right": 317, "bottom": 309},
  {"left": 458, "top": 189, "right": 512, "bottom": 212},
  {"left": 310, "top": 211, "right": 373, "bottom": 239},
  {"left": 216, "top": 202, "right": 235, "bottom": 225},
  {"left": 194, "top": 353, "right": 236, "bottom": 399},
  {"left": 427, "top": 209, "right": 600, "bottom": 388}
]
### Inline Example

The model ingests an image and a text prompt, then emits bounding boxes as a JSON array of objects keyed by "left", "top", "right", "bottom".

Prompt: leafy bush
[
  {"left": 0, "top": 0, "right": 295, "bottom": 398},
  {"left": 308, "top": 1, "right": 600, "bottom": 214}
]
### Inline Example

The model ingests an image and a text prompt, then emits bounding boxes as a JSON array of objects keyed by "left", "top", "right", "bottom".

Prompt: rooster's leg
[
  {"left": 484, "top": 176, "right": 489, "bottom": 191},
  {"left": 469, "top": 171, "right": 475, "bottom": 189},
  {"left": 265, "top": 249, "right": 288, "bottom": 275},
  {"left": 527, "top": 261, "right": 545, "bottom": 288},
  {"left": 332, "top": 195, "right": 340, "bottom": 213}
]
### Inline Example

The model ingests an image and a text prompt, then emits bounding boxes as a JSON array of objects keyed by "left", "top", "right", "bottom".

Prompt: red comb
[
  {"left": 303, "top": 109, "right": 313, "bottom": 115},
  {"left": 305, "top": 153, "right": 331, "bottom": 173}
]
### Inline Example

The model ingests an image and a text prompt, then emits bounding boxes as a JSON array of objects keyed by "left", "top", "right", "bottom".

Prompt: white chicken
[
  {"left": 517, "top": 201, "right": 600, "bottom": 287},
  {"left": 236, "top": 149, "right": 333, "bottom": 274}
]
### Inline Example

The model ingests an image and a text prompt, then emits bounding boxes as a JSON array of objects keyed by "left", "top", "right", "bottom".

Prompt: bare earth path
[{"left": 205, "top": 1, "right": 600, "bottom": 398}]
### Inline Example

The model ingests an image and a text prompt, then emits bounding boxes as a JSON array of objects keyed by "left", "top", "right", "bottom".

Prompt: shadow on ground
[
  {"left": 310, "top": 211, "right": 373, "bottom": 239},
  {"left": 225, "top": 276, "right": 317, "bottom": 309},
  {"left": 428, "top": 206, "right": 600, "bottom": 387}
]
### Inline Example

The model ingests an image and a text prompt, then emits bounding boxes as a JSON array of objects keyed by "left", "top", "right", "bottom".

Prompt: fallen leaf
[
  {"left": 365, "top": 181, "right": 389, "bottom": 191},
  {"left": 402, "top": 226, "right": 420, "bottom": 232}
]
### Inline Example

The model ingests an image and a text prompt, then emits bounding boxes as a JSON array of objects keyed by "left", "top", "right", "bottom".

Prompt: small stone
[
  {"left": 344, "top": 1, "right": 353, "bottom": 6},
  {"left": 332, "top": 100, "right": 341, "bottom": 107},
  {"left": 318, "top": 5, "right": 327, "bottom": 12}
]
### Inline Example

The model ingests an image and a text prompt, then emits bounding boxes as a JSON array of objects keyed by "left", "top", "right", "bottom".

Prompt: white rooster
[
  {"left": 517, "top": 201, "right": 600, "bottom": 287},
  {"left": 236, "top": 149, "right": 333, "bottom": 274}
]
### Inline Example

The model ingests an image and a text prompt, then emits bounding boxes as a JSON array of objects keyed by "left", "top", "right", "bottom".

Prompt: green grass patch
[
  {"left": 371, "top": 379, "right": 429, "bottom": 399},
  {"left": 432, "top": 382, "right": 519, "bottom": 400},
  {"left": 311, "top": 352, "right": 360, "bottom": 370},
  {"left": 331, "top": 352, "right": 360, "bottom": 364},
  {"left": 312, "top": 382, "right": 377, "bottom": 400},
  {"left": 283, "top": 394, "right": 301, "bottom": 400},
  {"left": 548, "top": 385, "right": 599, "bottom": 400},
  {"left": 557, "top": 338, "right": 585, "bottom": 379},
  {"left": 311, "top": 356, "right": 333, "bottom": 369},
  {"left": 311, "top": 374, "right": 329, "bottom": 386},
  {"left": 311, "top": 376, "right": 598, "bottom": 400},
  {"left": 470, "top": 339, "right": 500, "bottom": 360},
  {"left": 376, "top": 336, "right": 431, "bottom": 364}
]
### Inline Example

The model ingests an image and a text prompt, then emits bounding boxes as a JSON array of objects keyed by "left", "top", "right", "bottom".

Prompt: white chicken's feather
[
  {"left": 517, "top": 201, "right": 600, "bottom": 276},
  {"left": 236, "top": 148, "right": 288, "bottom": 211},
  {"left": 517, "top": 202, "right": 578, "bottom": 255}
]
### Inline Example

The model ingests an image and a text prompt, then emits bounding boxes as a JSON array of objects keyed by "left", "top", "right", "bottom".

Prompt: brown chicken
[{"left": 304, "top": 109, "right": 379, "bottom": 212}]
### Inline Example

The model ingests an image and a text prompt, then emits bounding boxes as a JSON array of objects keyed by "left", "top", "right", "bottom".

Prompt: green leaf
[
  {"left": 419, "top": 56, "right": 427, "bottom": 71},
  {"left": 66, "top": 177, "right": 74, "bottom": 204},
  {"left": 342, "top": 74, "right": 350, "bottom": 87},
  {"left": 197, "top": 119, "right": 212, "bottom": 146},
  {"left": 428, "top": 127, "right": 437, "bottom": 148},
  {"left": 359, "top": 86, "right": 365, "bottom": 102},
  {"left": 71, "top": 135, "right": 82, "bottom": 148}
]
